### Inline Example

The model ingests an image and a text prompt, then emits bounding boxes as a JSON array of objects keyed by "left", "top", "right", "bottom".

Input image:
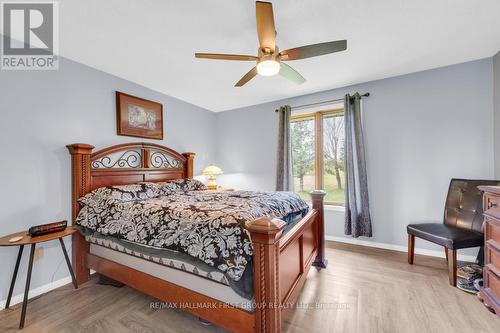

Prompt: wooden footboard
[
  {"left": 67, "top": 143, "right": 327, "bottom": 333},
  {"left": 246, "top": 190, "right": 326, "bottom": 332}
]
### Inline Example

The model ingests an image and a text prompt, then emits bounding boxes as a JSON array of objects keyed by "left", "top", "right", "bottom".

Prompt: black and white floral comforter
[{"left": 76, "top": 180, "right": 309, "bottom": 282}]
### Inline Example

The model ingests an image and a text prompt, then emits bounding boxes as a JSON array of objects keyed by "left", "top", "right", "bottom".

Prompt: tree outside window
[{"left": 291, "top": 109, "right": 345, "bottom": 206}]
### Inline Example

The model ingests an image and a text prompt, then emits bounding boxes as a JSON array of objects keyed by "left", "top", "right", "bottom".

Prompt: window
[{"left": 291, "top": 109, "right": 345, "bottom": 206}]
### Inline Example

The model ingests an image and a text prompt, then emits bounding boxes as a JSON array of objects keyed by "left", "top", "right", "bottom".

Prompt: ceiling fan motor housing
[{"left": 258, "top": 46, "right": 279, "bottom": 60}]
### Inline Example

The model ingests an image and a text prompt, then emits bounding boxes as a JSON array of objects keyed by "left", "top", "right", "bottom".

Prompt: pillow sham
[
  {"left": 157, "top": 178, "right": 207, "bottom": 194},
  {"left": 78, "top": 183, "right": 160, "bottom": 207}
]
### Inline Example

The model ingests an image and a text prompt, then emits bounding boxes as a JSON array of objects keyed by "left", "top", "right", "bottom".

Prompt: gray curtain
[
  {"left": 276, "top": 105, "right": 293, "bottom": 191},
  {"left": 344, "top": 93, "right": 372, "bottom": 237}
]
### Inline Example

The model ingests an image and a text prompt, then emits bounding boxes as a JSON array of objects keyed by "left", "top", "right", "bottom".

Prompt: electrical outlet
[{"left": 34, "top": 247, "right": 44, "bottom": 261}]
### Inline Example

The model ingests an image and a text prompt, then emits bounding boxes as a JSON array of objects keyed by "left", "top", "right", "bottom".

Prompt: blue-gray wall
[
  {"left": 215, "top": 58, "right": 495, "bottom": 258},
  {"left": 494, "top": 51, "right": 500, "bottom": 177},
  {"left": 0, "top": 58, "right": 216, "bottom": 303}
]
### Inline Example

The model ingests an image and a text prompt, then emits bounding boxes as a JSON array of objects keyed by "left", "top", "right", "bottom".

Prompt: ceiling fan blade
[
  {"left": 235, "top": 67, "right": 258, "bottom": 87},
  {"left": 256, "top": 1, "right": 276, "bottom": 53},
  {"left": 195, "top": 53, "right": 258, "bottom": 61},
  {"left": 279, "top": 62, "right": 306, "bottom": 85},
  {"left": 280, "top": 40, "right": 347, "bottom": 61}
]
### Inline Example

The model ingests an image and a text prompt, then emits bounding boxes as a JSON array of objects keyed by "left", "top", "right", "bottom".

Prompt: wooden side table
[{"left": 0, "top": 226, "right": 78, "bottom": 329}]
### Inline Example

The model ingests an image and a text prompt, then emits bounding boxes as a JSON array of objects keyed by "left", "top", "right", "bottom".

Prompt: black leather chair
[{"left": 407, "top": 178, "right": 500, "bottom": 286}]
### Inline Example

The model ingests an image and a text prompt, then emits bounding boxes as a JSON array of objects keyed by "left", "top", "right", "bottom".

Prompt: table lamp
[{"left": 202, "top": 165, "right": 223, "bottom": 190}]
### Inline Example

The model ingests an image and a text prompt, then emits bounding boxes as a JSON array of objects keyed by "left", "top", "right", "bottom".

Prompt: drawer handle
[{"left": 489, "top": 202, "right": 498, "bottom": 209}]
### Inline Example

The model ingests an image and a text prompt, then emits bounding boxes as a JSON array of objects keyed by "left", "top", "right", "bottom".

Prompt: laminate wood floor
[{"left": 1, "top": 242, "right": 498, "bottom": 333}]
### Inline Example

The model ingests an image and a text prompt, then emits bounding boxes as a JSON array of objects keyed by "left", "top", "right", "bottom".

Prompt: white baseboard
[
  {"left": 0, "top": 275, "right": 72, "bottom": 310},
  {"left": 325, "top": 235, "right": 478, "bottom": 262},
  {"left": 0, "top": 270, "right": 97, "bottom": 310}
]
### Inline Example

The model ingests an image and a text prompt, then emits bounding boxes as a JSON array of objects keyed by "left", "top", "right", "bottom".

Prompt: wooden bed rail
[
  {"left": 246, "top": 218, "right": 286, "bottom": 332},
  {"left": 67, "top": 144, "right": 93, "bottom": 284},
  {"left": 246, "top": 190, "right": 326, "bottom": 332},
  {"left": 311, "top": 190, "right": 327, "bottom": 268}
]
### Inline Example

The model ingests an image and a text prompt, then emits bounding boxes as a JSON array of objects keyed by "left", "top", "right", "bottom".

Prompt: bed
[{"left": 67, "top": 142, "right": 327, "bottom": 333}]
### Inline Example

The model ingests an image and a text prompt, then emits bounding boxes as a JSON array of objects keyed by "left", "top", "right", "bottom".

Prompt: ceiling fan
[{"left": 195, "top": 1, "right": 347, "bottom": 87}]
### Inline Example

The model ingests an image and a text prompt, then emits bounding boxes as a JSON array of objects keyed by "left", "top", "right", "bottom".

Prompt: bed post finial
[
  {"left": 66, "top": 143, "right": 94, "bottom": 284},
  {"left": 310, "top": 190, "right": 327, "bottom": 268},
  {"left": 246, "top": 217, "right": 286, "bottom": 333},
  {"left": 182, "top": 152, "right": 195, "bottom": 178}
]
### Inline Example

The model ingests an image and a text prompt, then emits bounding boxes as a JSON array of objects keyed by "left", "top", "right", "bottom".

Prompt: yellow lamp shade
[
  {"left": 202, "top": 165, "right": 223, "bottom": 176},
  {"left": 202, "top": 165, "right": 223, "bottom": 190}
]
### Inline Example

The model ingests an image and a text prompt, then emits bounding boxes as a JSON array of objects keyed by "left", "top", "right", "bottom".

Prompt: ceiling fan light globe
[{"left": 256, "top": 60, "right": 280, "bottom": 76}]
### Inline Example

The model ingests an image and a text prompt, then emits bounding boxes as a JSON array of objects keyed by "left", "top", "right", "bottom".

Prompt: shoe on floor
[{"left": 457, "top": 277, "right": 479, "bottom": 294}]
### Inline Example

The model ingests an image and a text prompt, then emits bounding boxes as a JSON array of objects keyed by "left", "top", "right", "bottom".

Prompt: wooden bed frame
[{"left": 67, "top": 142, "right": 327, "bottom": 333}]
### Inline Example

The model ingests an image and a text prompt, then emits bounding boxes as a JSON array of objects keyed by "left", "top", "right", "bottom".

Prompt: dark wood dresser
[{"left": 479, "top": 186, "right": 500, "bottom": 316}]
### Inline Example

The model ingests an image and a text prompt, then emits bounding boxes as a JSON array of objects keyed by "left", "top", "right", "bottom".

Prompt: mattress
[
  {"left": 85, "top": 232, "right": 231, "bottom": 286},
  {"left": 89, "top": 242, "right": 254, "bottom": 311},
  {"left": 81, "top": 200, "right": 307, "bottom": 300}
]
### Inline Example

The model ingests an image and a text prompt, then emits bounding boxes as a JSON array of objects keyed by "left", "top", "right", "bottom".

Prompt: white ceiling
[{"left": 58, "top": 0, "right": 500, "bottom": 112}]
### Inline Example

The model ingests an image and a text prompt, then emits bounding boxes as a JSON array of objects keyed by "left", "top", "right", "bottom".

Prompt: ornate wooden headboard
[{"left": 66, "top": 142, "right": 195, "bottom": 223}]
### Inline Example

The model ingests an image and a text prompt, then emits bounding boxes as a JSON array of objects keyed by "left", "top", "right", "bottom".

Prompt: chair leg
[
  {"left": 446, "top": 248, "right": 457, "bottom": 286},
  {"left": 408, "top": 234, "right": 415, "bottom": 264},
  {"left": 444, "top": 247, "right": 448, "bottom": 261}
]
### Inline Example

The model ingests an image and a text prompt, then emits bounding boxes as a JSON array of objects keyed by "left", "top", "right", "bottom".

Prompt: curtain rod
[{"left": 276, "top": 92, "right": 370, "bottom": 112}]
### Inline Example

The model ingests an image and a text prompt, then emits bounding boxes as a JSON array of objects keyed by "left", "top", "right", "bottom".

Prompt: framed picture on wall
[{"left": 116, "top": 91, "right": 163, "bottom": 140}]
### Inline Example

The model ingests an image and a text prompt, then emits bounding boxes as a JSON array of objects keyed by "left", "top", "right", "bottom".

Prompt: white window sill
[{"left": 324, "top": 205, "right": 346, "bottom": 212}]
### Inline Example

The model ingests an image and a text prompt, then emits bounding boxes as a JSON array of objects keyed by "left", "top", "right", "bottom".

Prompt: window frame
[{"left": 290, "top": 107, "right": 345, "bottom": 207}]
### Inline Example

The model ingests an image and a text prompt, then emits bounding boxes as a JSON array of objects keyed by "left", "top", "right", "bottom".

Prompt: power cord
[{"left": 49, "top": 238, "right": 72, "bottom": 284}]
